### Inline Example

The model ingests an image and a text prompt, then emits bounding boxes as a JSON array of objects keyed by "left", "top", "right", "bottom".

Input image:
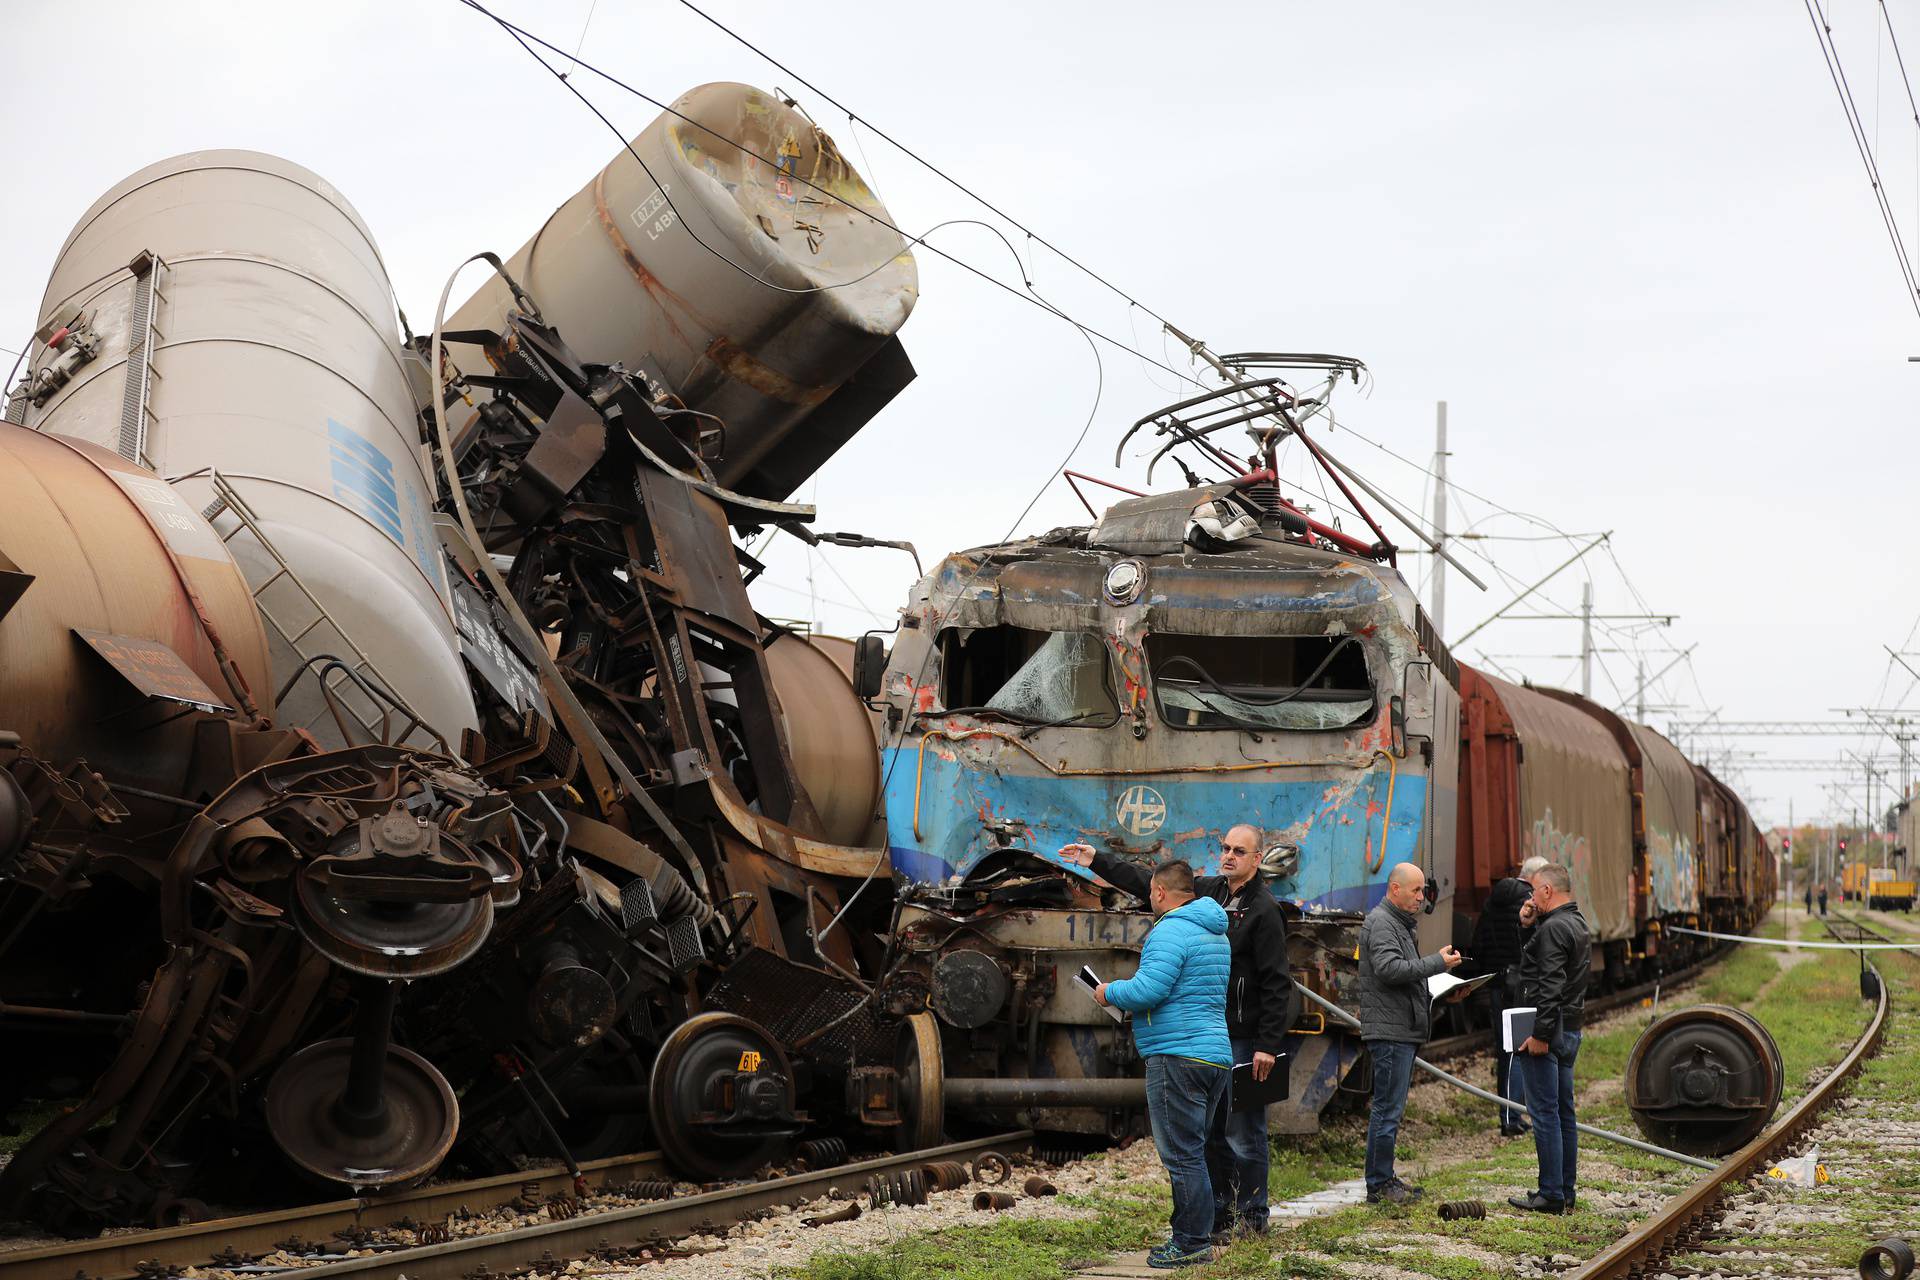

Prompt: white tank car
[
  {"left": 15, "top": 150, "right": 475, "bottom": 748},
  {"left": 445, "top": 82, "right": 918, "bottom": 501}
]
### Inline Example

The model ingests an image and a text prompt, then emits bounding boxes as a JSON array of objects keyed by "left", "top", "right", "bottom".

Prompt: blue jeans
[
  {"left": 1206, "top": 1037, "right": 1270, "bottom": 1229},
  {"left": 1363, "top": 1040, "right": 1417, "bottom": 1192},
  {"left": 1145, "top": 1055, "right": 1228, "bottom": 1253},
  {"left": 1515, "top": 1029, "right": 1582, "bottom": 1202}
]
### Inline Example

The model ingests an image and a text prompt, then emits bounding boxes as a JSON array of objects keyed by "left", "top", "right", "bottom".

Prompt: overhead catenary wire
[
  {"left": 667, "top": 0, "right": 1182, "bottom": 334},
  {"left": 455, "top": 0, "right": 1209, "bottom": 392},
  {"left": 460, "top": 0, "right": 1763, "bottom": 809},
  {"left": 1802, "top": 0, "right": 1920, "bottom": 319}
]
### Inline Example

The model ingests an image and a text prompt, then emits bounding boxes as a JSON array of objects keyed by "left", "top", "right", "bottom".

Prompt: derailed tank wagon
[{"left": 0, "top": 85, "right": 938, "bottom": 1232}]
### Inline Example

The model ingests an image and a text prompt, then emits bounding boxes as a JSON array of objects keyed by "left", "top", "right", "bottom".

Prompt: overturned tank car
[{"left": 0, "top": 83, "right": 930, "bottom": 1232}]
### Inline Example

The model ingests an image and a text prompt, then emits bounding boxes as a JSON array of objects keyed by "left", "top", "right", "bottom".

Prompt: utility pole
[
  {"left": 1431, "top": 401, "right": 1448, "bottom": 636},
  {"left": 1580, "top": 581, "right": 1594, "bottom": 698}
]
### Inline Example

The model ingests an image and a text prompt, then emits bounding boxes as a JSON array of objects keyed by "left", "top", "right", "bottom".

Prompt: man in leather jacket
[
  {"left": 1058, "top": 826, "right": 1291, "bottom": 1238},
  {"left": 1508, "top": 862, "right": 1591, "bottom": 1215}
]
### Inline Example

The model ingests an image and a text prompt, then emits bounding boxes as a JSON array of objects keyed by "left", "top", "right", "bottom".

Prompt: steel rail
[
  {"left": 0, "top": 1151, "right": 677, "bottom": 1280},
  {"left": 1564, "top": 920, "right": 1891, "bottom": 1280},
  {"left": 281, "top": 1132, "right": 1032, "bottom": 1280}
]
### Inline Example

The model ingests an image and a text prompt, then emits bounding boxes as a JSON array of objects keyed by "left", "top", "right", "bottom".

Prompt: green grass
[
  {"left": 795, "top": 1212, "right": 1161, "bottom": 1280},
  {"left": 791, "top": 912, "right": 1915, "bottom": 1280}
]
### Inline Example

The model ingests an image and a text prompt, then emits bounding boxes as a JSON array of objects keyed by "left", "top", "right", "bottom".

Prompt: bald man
[
  {"left": 1357, "top": 861, "right": 1461, "bottom": 1205},
  {"left": 1059, "top": 824, "right": 1291, "bottom": 1239}
]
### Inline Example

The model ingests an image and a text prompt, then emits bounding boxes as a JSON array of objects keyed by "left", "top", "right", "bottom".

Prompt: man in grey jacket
[{"left": 1358, "top": 862, "right": 1461, "bottom": 1205}]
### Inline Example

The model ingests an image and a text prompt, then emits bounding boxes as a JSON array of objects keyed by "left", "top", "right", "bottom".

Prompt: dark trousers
[
  {"left": 1145, "top": 1055, "right": 1229, "bottom": 1253},
  {"left": 1206, "top": 1037, "right": 1270, "bottom": 1230},
  {"left": 1481, "top": 987, "right": 1524, "bottom": 1128},
  {"left": 1515, "top": 1029, "right": 1582, "bottom": 1202},
  {"left": 1363, "top": 1039, "right": 1417, "bottom": 1192}
]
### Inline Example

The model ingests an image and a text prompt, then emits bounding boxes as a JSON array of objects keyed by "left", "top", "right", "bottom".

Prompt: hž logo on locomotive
[{"left": 1115, "top": 785, "right": 1168, "bottom": 837}]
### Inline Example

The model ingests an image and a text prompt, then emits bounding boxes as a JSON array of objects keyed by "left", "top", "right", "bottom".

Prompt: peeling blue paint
[{"left": 883, "top": 747, "right": 1425, "bottom": 914}]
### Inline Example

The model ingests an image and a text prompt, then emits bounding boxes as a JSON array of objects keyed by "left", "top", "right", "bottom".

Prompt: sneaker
[
  {"left": 1565, "top": 1194, "right": 1577, "bottom": 1211},
  {"left": 1498, "top": 1123, "right": 1526, "bottom": 1138},
  {"left": 1147, "top": 1242, "right": 1214, "bottom": 1269},
  {"left": 1507, "top": 1191, "right": 1567, "bottom": 1214},
  {"left": 1237, "top": 1218, "right": 1270, "bottom": 1239},
  {"left": 1367, "top": 1182, "right": 1417, "bottom": 1205},
  {"left": 1391, "top": 1177, "right": 1426, "bottom": 1199}
]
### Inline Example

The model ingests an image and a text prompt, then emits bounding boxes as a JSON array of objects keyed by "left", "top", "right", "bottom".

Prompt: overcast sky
[{"left": 3, "top": 0, "right": 1916, "bottom": 833}]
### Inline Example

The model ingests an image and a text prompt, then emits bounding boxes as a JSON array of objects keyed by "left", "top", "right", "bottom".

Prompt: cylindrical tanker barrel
[
  {"left": 447, "top": 83, "right": 918, "bottom": 500},
  {"left": 20, "top": 150, "right": 475, "bottom": 749},
  {"left": 762, "top": 631, "right": 883, "bottom": 847},
  {"left": 0, "top": 424, "right": 272, "bottom": 800}
]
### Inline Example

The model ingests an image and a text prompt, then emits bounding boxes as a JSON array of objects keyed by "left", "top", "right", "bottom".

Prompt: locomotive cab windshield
[
  {"left": 1147, "top": 631, "right": 1375, "bottom": 732},
  {"left": 937, "top": 625, "right": 1119, "bottom": 726}
]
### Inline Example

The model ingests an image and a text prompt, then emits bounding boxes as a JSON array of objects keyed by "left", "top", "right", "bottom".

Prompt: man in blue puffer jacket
[{"left": 1095, "top": 859, "right": 1232, "bottom": 1269}]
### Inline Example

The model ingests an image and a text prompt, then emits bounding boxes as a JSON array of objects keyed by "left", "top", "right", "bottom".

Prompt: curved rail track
[
  {"left": 0, "top": 1134, "right": 1032, "bottom": 1280},
  {"left": 1564, "top": 916, "right": 1893, "bottom": 1280}
]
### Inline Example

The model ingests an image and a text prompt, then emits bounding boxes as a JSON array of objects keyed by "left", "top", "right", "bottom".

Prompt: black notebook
[{"left": 1229, "top": 1054, "right": 1290, "bottom": 1110}]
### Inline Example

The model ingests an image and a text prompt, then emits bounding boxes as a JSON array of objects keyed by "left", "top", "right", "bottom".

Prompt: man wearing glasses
[{"left": 1058, "top": 825, "right": 1292, "bottom": 1240}]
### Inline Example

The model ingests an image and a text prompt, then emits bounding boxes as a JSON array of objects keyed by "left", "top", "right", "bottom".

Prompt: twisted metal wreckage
[{"left": 0, "top": 86, "right": 936, "bottom": 1233}]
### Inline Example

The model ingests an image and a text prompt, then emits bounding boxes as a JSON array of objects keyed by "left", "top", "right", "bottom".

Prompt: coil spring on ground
[
  {"left": 972, "top": 1152, "right": 1011, "bottom": 1185},
  {"left": 973, "top": 1191, "right": 1017, "bottom": 1211},
  {"left": 1860, "top": 1237, "right": 1915, "bottom": 1280},
  {"left": 868, "top": 1168, "right": 929, "bottom": 1208},
  {"left": 545, "top": 1195, "right": 582, "bottom": 1220},
  {"left": 1022, "top": 1176, "right": 1057, "bottom": 1197},
  {"left": 620, "top": 1180, "right": 677, "bottom": 1200},
  {"left": 797, "top": 1136, "right": 849, "bottom": 1168},
  {"left": 921, "top": 1161, "right": 969, "bottom": 1192},
  {"left": 1437, "top": 1200, "right": 1487, "bottom": 1221}
]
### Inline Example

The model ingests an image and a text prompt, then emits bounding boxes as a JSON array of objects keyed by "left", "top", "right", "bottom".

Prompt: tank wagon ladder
[{"left": 199, "top": 470, "right": 434, "bottom": 748}]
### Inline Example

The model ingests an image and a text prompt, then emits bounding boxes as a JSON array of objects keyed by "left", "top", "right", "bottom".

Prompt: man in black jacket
[
  {"left": 1508, "top": 862, "right": 1591, "bottom": 1215},
  {"left": 1467, "top": 875, "right": 1531, "bottom": 1136},
  {"left": 1058, "top": 826, "right": 1290, "bottom": 1238}
]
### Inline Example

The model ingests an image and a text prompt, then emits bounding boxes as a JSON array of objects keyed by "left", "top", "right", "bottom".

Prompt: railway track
[
  {"left": 1563, "top": 916, "right": 1892, "bottom": 1280},
  {"left": 0, "top": 1134, "right": 1031, "bottom": 1280}
]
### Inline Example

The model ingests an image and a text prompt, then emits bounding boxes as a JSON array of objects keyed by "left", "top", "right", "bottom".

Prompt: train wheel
[
  {"left": 894, "top": 1011, "right": 944, "bottom": 1152},
  {"left": 1625, "top": 1004, "right": 1782, "bottom": 1156},
  {"left": 648, "top": 1013, "right": 797, "bottom": 1179},
  {"left": 292, "top": 865, "right": 492, "bottom": 979},
  {"left": 262, "top": 987, "right": 458, "bottom": 1190}
]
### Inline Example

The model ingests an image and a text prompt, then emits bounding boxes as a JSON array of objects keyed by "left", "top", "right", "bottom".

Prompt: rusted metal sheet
[
  {"left": 73, "top": 629, "right": 231, "bottom": 711},
  {"left": 0, "top": 425, "right": 270, "bottom": 797},
  {"left": 1627, "top": 722, "right": 1699, "bottom": 917},
  {"left": 1478, "top": 673, "right": 1634, "bottom": 942}
]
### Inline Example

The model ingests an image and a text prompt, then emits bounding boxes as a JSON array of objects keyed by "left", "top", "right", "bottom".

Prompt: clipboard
[
  {"left": 1427, "top": 971, "right": 1496, "bottom": 1003},
  {"left": 1074, "top": 964, "right": 1125, "bottom": 1023},
  {"left": 1230, "top": 1055, "right": 1290, "bottom": 1110}
]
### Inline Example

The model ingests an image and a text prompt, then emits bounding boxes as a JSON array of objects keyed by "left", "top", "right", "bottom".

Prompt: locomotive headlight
[{"left": 1261, "top": 843, "right": 1300, "bottom": 881}]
